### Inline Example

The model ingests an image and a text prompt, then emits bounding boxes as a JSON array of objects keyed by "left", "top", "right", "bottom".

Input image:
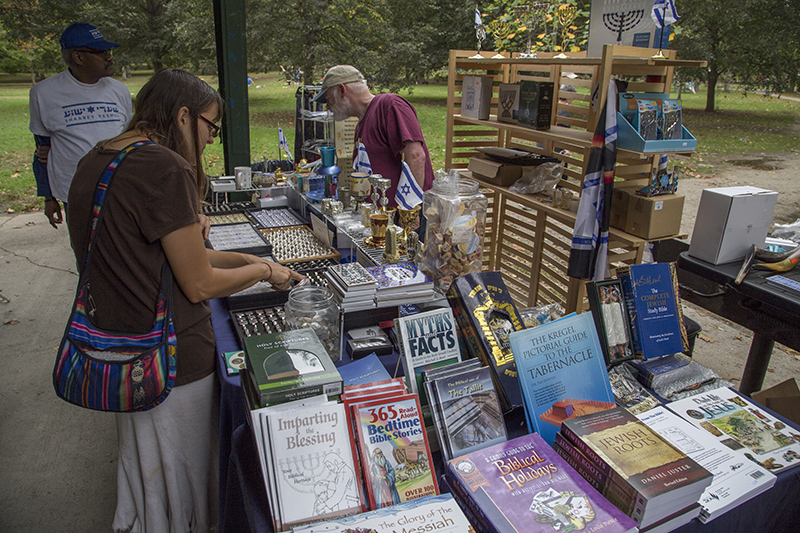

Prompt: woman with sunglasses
[{"left": 67, "top": 68, "right": 303, "bottom": 532}]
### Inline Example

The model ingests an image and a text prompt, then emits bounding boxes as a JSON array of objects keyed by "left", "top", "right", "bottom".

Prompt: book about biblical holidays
[
  {"left": 243, "top": 329, "right": 343, "bottom": 408},
  {"left": 352, "top": 393, "right": 439, "bottom": 510},
  {"left": 560, "top": 406, "right": 713, "bottom": 529},
  {"left": 395, "top": 307, "right": 462, "bottom": 399},
  {"left": 668, "top": 386, "right": 800, "bottom": 474},
  {"left": 266, "top": 400, "right": 363, "bottom": 531},
  {"left": 290, "top": 493, "right": 474, "bottom": 533},
  {"left": 446, "top": 433, "right": 638, "bottom": 533},
  {"left": 636, "top": 406, "right": 776, "bottom": 523},
  {"left": 430, "top": 365, "right": 507, "bottom": 461},
  {"left": 447, "top": 271, "right": 526, "bottom": 411},
  {"left": 617, "top": 263, "right": 688, "bottom": 360},
  {"left": 508, "top": 312, "right": 616, "bottom": 446}
]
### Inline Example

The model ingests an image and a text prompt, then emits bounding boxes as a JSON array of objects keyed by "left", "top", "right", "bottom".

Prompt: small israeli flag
[
  {"left": 475, "top": 7, "right": 482, "bottom": 28},
  {"left": 651, "top": 0, "right": 679, "bottom": 29},
  {"left": 395, "top": 161, "right": 424, "bottom": 210},
  {"left": 278, "top": 128, "right": 293, "bottom": 160},
  {"left": 353, "top": 142, "right": 372, "bottom": 174}
]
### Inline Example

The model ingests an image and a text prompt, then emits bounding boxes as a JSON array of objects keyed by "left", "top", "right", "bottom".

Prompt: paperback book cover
[
  {"left": 446, "top": 433, "right": 638, "bottom": 533},
  {"left": 668, "top": 387, "right": 800, "bottom": 474},
  {"left": 509, "top": 312, "right": 616, "bottom": 445},
  {"left": 617, "top": 263, "right": 688, "bottom": 359},
  {"left": 365, "top": 262, "right": 433, "bottom": 295},
  {"left": 447, "top": 271, "right": 525, "bottom": 411},
  {"left": 243, "top": 328, "right": 343, "bottom": 407},
  {"left": 337, "top": 353, "right": 391, "bottom": 387},
  {"left": 637, "top": 406, "right": 776, "bottom": 523},
  {"left": 430, "top": 365, "right": 507, "bottom": 461},
  {"left": 395, "top": 307, "right": 462, "bottom": 398},
  {"left": 352, "top": 393, "right": 439, "bottom": 509},
  {"left": 291, "top": 493, "right": 474, "bottom": 533},
  {"left": 518, "top": 80, "right": 554, "bottom": 130},
  {"left": 560, "top": 406, "right": 713, "bottom": 528},
  {"left": 267, "top": 401, "right": 363, "bottom": 530}
]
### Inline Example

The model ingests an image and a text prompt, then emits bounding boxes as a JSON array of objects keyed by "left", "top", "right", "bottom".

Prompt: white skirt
[{"left": 112, "top": 373, "right": 219, "bottom": 533}]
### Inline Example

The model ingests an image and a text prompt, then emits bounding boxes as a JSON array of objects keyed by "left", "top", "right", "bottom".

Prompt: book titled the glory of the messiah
[{"left": 445, "top": 433, "right": 638, "bottom": 533}]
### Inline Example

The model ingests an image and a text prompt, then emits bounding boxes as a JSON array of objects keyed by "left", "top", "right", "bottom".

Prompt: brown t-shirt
[{"left": 68, "top": 143, "right": 215, "bottom": 386}]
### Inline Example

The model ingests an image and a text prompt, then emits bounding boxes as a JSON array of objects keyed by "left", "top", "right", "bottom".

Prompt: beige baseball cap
[{"left": 312, "top": 65, "right": 366, "bottom": 103}]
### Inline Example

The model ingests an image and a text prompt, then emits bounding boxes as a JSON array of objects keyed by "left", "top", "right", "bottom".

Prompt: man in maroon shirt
[{"left": 312, "top": 65, "right": 434, "bottom": 209}]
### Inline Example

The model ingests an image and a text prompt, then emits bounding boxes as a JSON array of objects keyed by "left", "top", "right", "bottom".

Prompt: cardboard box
[
  {"left": 689, "top": 186, "right": 778, "bottom": 264},
  {"left": 497, "top": 83, "right": 520, "bottom": 124},
  {"left": 468, "top": 156, "right": 523, "bottom": 187},
  {"left": 611, "top": 186, "right": 684, "bottom": 240},
  {"left": 752, "top": 379, "right": 800, "bottom": 425},
  {"left": 460, "top": 75, "right": 493, "bottom": 120},
  {"left": 518, "top": 80, "right": 554, "bottom": 130}
]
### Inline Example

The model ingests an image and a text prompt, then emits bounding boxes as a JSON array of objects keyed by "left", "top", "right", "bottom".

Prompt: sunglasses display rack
[{"left": 208, "top": 222, "right": 273, "bottom": 256}]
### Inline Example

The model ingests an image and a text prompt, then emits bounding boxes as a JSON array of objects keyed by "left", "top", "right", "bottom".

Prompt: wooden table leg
[{"left": 740, "top": 332, "right": 775, "bottom": 396}]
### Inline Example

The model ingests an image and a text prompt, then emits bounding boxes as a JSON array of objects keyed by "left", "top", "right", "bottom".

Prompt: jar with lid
[
  {"left": 420, "top": 171, "right": 488, "bottom": 293},
  {"left": 284, "top": 285, "right": 340, "bottom": 361}
]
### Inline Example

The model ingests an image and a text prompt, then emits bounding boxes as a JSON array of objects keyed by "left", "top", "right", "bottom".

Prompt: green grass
[{"left": 2, "top": 71, "right": 799, "bottom": 213}]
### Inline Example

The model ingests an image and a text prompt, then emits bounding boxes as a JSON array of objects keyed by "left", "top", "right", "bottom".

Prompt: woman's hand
[
  {"left": 198, "top": 213, "right": 211, "bottom": 240},
  {"left": 260, "top": 260, "right": 306, "bottom": 291}
]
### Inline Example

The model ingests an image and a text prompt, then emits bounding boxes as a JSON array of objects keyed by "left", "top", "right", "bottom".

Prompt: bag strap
[{"left": 83, "top": 141, "right": 156, "bottom": 272}]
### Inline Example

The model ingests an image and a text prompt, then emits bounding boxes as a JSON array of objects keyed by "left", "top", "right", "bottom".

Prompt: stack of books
[
  {"left": 637, "top": 406, "right": 776, "bottom": 523},
  {"left": 291, "top": 493, "right": 472, "bottom": 533},
  {"left": 325, "top": 262, "right": 378, "bottom": 312},
  {"left": 246, "top": 394, "right": 363, "bottom": 532},
  {"left": 557, "top": 406, "right": 714, "bottom": 532},
  {"left": 241, "top": 328, "right": 343, "bottom": 409},
  {"left": 445, "top": 433, "right": 639, "bottom": 533},
  {"left": 668, "top": 387, "right": 800, "bottom": 475},
  {"left": 364, "top": 262, "right": 435, "bottom": 307},
  {"left": 341, "top": 378, "right": 439, "bottom": 510},
  {"left": 627, "top": 353, "right": 692, "bottom": 389},
  {"left": 424, "top": 360, "right": 507, "bottom": 461}
]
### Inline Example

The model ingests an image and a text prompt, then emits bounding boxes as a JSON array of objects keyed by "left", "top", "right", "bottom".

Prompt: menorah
[
  {"left": 557, "top": 4, "right": 578, "bottom": 54},
  {"left": 487, "top": 19, "right": 513, "bottom": 59},
  {"left": 513, "top": 1, "right": 549, "bottom": 58},
  {"left": 277, "top": 453, "right": 327, "bottom": 492},
  {"left": 602, "top": 9, "right": 644, "bottom": 43}
]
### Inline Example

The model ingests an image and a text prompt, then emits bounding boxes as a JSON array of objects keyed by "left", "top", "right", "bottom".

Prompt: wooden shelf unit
[{"left": 445, "top": 46, "right": 705, "bottom": 312}]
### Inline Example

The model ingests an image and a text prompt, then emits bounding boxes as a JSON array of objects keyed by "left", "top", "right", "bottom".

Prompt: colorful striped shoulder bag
[{"left": 53, "top": 141, "right": 177, "bottom": 412}]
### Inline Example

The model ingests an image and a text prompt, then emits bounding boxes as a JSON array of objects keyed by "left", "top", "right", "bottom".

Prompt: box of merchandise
[
  {"left": 517, "top": 80, "right": 554, "bottom": 130},
  {"left": 688, "top": 186, "right": 778, "bottom": 264},
  {"left": 468, "top": 156, "right": 525, "bottom": 187},
  {"left": 460, "top": 75, "right": 494, "bottom": 120},
  {"left": 497, "top": 83, "right": 520, "bottom": 124},
  {"left": 611, "top": 186, "right": 684, "bottom": 240}
]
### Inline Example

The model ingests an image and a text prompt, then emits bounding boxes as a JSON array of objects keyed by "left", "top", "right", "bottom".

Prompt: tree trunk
[
  {"left": 705, "top": 65, "right": 718, "bottom": 112},
  {"left": 153, "top": 59, "right": 164, "bottom": 73}
]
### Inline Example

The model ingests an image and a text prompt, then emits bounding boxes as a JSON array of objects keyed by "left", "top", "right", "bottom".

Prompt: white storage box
[
  {"left": 689, "top": 186, "right": 778, "bottom": 265},
  {"left": 460, "top": 75, "right": 493, "bottom": 120}
]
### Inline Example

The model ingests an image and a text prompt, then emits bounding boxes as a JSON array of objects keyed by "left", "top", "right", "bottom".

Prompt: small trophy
[
  {"left": 377, "top": 177, "right": 392, "bottom": 211},
  {"left": 396, "top": 205, "right": 421, "bottom": 253},
  {"left": 369, "top": 174, "right": 383, "bottom": 207}
]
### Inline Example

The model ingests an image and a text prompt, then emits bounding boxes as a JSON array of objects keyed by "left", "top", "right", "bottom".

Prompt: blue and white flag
[
  {"left": 278, "top": 128, "right": 293, "bottom": 160},
  {"left": 475, "top": 7, "right": 482, "bottom": 28},
  {"left": 395, "top": 161, "right": 424, "bottom": 210},
  {"left": 651, "top": 0, "right": 679, "bottom": 29},
  {"left": 353, "top": 142, "right": 372, "bottom": 174}
]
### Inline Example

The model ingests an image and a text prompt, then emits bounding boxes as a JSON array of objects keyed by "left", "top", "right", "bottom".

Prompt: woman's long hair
[{"left": 125, "top": 68, "right": 223, "bottom": 199}]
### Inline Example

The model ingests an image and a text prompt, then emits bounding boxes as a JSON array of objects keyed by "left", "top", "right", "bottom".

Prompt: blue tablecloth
[{"left": 212, "top": 296, "right": 800, "bottom": 533}]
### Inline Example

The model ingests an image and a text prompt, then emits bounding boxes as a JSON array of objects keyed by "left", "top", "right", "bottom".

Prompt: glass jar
[
  {"left": 421, "top": 172, "right": 488, "bottom": 293},
  {"left": 284, "top": 285, "right": 340, "bottom": 361}
]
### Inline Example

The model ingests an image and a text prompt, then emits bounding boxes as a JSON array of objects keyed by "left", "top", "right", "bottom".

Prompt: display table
[
  {"left": 212, "top": 294, "right": 800, "bottom": 533},
  {"left": 676, "top": 251, "right": 800, "bottom": 395}
]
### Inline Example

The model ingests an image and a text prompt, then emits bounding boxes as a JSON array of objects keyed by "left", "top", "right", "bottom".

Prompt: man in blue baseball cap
[{"left": 29, "top": 23, "right": 132, "bottom": 229}]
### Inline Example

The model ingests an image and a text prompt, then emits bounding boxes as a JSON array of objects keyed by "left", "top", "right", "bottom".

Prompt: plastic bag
[
  {"left": 508, "top": 162, "right": 564, "bottom": 196},
  {"left": 518, "top": 302, "right": 564, "bottom": 328}
]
